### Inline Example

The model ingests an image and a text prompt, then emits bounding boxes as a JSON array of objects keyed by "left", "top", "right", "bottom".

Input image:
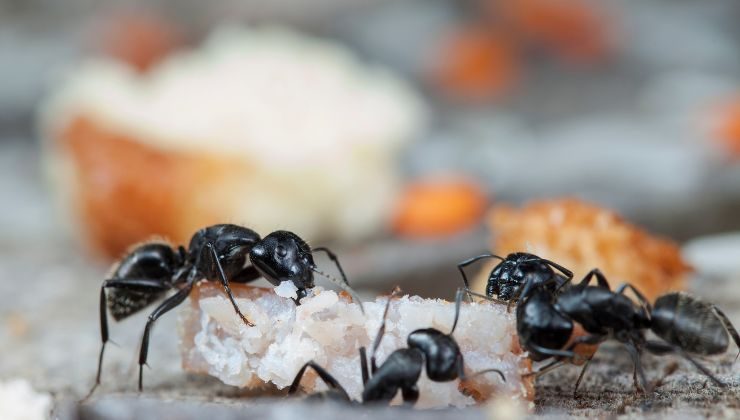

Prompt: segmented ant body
[
  {"left": 519, "top": 270, "right": 740, "bottom": 394},
  {"left": 458, "top": 252, "right": 573, "bottom": 307},
  {"left": 86, "top": 224, "right": 360, "bottom": 398},
  {"left": 288, "top": 288, "right": 505, "bottom": 406}
]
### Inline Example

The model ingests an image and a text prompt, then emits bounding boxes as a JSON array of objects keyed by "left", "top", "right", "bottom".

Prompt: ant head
[{"left": 249, "top": 230, "right": 315, "bottom": 291}]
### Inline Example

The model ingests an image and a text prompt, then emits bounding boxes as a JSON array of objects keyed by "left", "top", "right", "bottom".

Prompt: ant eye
[{"left": 275, "top": 245, "right": 287, "bottom": 258}]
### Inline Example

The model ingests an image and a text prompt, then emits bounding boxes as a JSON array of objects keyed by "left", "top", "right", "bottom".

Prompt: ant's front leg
[{"left": 205, "top": 243, "right": 255, "bottom": 327}]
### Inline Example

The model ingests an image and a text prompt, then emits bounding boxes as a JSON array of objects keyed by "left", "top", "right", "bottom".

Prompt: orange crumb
[
  {"left": 708, "top": 96, "right": 740, "bottom": 158},
  {"left": 474, "top": 199, "right": 690, "bottom": 301},
  {"left": 392, "top": 178, "right": 488, "bottom": 238},
  {"left": 99, "top": 12, "right": 183, "bottom": 72},
  {"left": 429, "top": 26, "right": 520, "bottom": 102},
  {"left": 494, "top": 0, "right": 613, "bottom": 64}
]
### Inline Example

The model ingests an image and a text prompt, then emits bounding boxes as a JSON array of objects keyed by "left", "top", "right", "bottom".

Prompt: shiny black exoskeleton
[
  {"left": 516, "top": 269, "right": 656, "bottom": 394},
  {"left": 458, "top": 252, "right": 573, "bottom": 306},
  {"left": 288, "top": 288, "right": 505, "bottom": 406},
  {"left": 647, "top": 292, "right": 740, "bottom": 381},
  {"left": 86, "top": 224, "right": 359, "bottom": 398},
  {"left": 519, "top": 271, "right": 740, "bottom": 394}
]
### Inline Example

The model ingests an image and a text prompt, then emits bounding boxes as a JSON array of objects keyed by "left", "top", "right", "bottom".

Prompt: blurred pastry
[{"left": 41, "top": 26, "right": 426, "bottom": 258}]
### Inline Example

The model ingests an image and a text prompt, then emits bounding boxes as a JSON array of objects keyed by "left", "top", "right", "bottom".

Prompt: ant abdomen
[{"left": 651, "top": 292, "right": 730, "bottom": 355}]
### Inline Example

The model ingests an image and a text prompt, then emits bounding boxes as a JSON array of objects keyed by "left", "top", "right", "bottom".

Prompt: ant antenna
[
  {"left": 457, "top": 254, "right": 505, "bottom": 289},
  {"left": 467, "top": 368, "right": 506, "bottom": 383},
  {"left": 311, "top": 267, "right": 365, "bottom": 314},
  {"left": 371, "top": 286, "right": 401, "bottom": 372}
]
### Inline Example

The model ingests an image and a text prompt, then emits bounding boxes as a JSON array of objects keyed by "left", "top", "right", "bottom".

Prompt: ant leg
[
  {"left": 312, "top": 247, "right": 350, "bottom": 286},
  {"left": 644, "top": 340, "right": 725, "bottom": 387},
  {"left": 616, "top": 283, "right": 653, "bottom": 316},
  {"left": 625, "top": 342, "right": 650, "bottom": 393},
  {"left": 401, "top": 384, "right": 419, "bottom": 406},
  {"left": 138, "top": 283, "right": 194, "bottom": 391},
  {"left": 528, "top": 343, "right": 583, "bottom": 360},
  {"left": 457, "top": 254, "right": 504, "bottom": 290},
  {"left": 578, "top": 269, "right": 610, "bottom": 289},
  {"left": 463, "top": 289, "right": 508, "bottom": 305},
  {"left": 288, "top": 361, "right": 351, "bottom": 401},
  {"left": 359, "top": 347, "right": 369, "bottom": 385},
  {"left": 573, "top": 357, "right": 594, "bottom": 398},
  {"left": 711, "top": 306, "right": 740, "bottom": 361},
  {"left": 523, "top": 360, "right": 564, "bottom": 379},
  {"left": 83, "top": 278, "right": 171, "bottom": 401},
  {"left": 206, "top": 243, "right": 255, "bottom": 327},
  {"left": 371, "top": 287, "right": 400, "bottom": 373}
]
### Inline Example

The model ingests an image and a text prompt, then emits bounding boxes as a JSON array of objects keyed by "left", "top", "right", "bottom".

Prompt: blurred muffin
[
  {"left": 473, "top": 199, "right": 690, "bottom": 300},
  {"left": 41, "top": 26, "right": 426, "bottom": 258}
]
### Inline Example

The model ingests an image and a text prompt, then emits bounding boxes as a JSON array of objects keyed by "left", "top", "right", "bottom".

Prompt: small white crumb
[
  {"left": 273, "top": 281, "right": 298, "bottom": 300},
  {"left": 0, "top": 379, "right": 51, "bottom": 420}
]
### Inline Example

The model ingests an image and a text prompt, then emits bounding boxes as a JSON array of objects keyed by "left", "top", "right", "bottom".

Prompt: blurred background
[{"left": 2, "top": 0, "right": 740, "bottom": 413}]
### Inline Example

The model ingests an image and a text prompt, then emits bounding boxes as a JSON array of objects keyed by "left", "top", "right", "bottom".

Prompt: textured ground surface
[{"left": 2, "top": 234, "right": 740, "bottom": 419}]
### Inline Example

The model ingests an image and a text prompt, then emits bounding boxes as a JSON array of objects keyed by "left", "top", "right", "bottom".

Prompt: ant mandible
[
  {"left": 288, "top": 287, "right": 506, "bottom": 406},
  {"left": 458, "top": 252, "right": 573, "bottom": 309},
  {"left": 85, "top": 224, "right": 362, "bottom": 399}
]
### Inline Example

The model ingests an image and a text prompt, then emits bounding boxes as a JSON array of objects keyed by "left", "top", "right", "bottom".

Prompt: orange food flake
[{"left": 392, "top": 177, "right": 488, "bottom": 238}]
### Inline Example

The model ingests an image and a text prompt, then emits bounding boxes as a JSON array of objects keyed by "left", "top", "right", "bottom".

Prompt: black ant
[
  {"left": 516, "top": 270, "right": 740, "bottom": 395},
  {"left": 647, "top": 291, "right": 740, "bottom": 383},
  {"left": 85, "top": 224, "right": 362, "bottom": 399},
  {"left": 457, "top": 252, "right": 573, "bottom": 309},
  {"left": 288, "top": 287, "right": 506, "bottom": 406}
]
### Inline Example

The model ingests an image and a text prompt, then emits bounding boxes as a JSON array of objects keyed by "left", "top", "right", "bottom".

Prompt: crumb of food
[
  {"left": 0, "top": 379, "right": 51, "bottom": 420},
  {"left": 429, "top": 26, "right": 519, "bottom": 102},
  {"left": 475, "top": 199, "right": 691, "bottom": 300},
  {"left": 6, "top": 313, "right": 30, "bottom": 337},
  {"left": 392, "top": 177, "right": 488, "bottom": 238},
  {"left": 706, "top": 95, "right": 740, "bottom": 158},
  {"left": 273, "top": 280, "right": 298, "bottom": 300},
  {"left": 42, "top": 26, "right": 427, "bottom": 257},
  {"left": 179, "top": 283, "right": 532, "bottom": 408}
]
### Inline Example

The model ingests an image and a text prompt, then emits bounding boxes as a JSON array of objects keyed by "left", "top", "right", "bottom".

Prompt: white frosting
[
  {"left": 43, "top": 26, "right": 426, "bottom": 166},
  {"left": 41, "top": 26, "right": 427, "bottom": 241}
]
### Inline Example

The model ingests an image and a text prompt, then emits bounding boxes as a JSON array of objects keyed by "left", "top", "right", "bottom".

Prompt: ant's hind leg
[
  {"left": 645, "top": 340, "right": 726, "bottom": 387},
  {"left": 288, "top": 361, "right": 351, "bottom": 401},
  {"left": 712, "top": 306, "right": 740, "bottom": 361},
  {"left": 137, "top": 283, "right": 193, "bottom": 391},
  {"left": 83, "top": 279, "right": 170, "bottom": 401}
]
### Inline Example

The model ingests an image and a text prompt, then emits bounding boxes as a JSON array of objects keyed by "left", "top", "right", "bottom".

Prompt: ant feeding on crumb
[
  {"left": 514, "top": 269, "right": 740, "bottom": 395},
  {"left": 458, "top": 252, "right": 573, "bottom": 310},
  {"left": 288, "top": 287, "right": 505, "bottom": 406},
  {"left": 84, "top": 224, "right": 363, "bottom": 399}
]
